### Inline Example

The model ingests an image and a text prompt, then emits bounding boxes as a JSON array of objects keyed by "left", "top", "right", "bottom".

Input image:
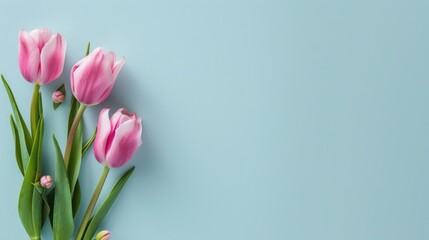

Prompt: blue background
[{"left": 0, "top": 0, "right": 428, "bottom": 239}]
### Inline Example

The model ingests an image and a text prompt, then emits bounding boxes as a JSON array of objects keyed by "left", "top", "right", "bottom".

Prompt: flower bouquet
[{"left": 2, "top": 28, "right": 143, "bottom": 239}]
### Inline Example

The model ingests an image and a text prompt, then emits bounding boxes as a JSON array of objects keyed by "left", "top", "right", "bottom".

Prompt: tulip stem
[
  {"left": 30, "top": 83, "right": 40, "bottom": 138},
  {"left": 64, "top": 104, "right": 87, "bottom": 169},
  {"left": 76, "top": 165, "right": 110, "bottom": 240}
]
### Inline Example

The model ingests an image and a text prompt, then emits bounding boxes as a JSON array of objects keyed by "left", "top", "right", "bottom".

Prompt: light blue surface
[{"left": 0, "top": 0, "right": 429, "bottom": 239}]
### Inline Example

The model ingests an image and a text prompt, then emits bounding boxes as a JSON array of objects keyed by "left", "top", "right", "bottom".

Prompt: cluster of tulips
[{"left": 2, "top": 28, "right": 143, "bottom": 240}]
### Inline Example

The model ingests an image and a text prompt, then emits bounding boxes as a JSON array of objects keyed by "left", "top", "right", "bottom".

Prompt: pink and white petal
[
  {"left": 72, "top": 48, "right": 103, "bottom": 87},
  {"left": 94, "top": 108, "right": 112, "bottom": 164},
  {"left": 105, "top": 108, "right": 133, "bottom": 152},
  {"left": 70, "top": 54, "right": 90, "bottom": 93},
  {"left": 105, "top": 120, "right": 142, "bottom": 168},
  {"left": 97, "top": 50, "right": 115, "bottom": 84},
  {"left": 118, "top": 111, "right": 134, "bottom": 125},
  {"left": 18, "top": 31, "right": 40, "bottom": 83},
  {"left": 29, "top": 28, "right": 53, "bottom": 50},
  {"left": 112, "top": 57, "right": 125, "bottom": 80},
  {"left": 86, "top": 83, "right": 114, "bottom": 106},
  {"left": 110, "top": 108, "right": 135, "bottom": 130},
  {"left": 109, "top": 108, "right": 126, "bottom": 129},
  {"left": 82, "top": 50, "right": 116, "bottom": 105},
  {"left": 71, "top": 48, "right": 104, "bottom": 103},
  {"left": 39, "top": 33, "right": 67, "bottom": 84},
  {"left": 104, "top": 51, "right": 115, "bottom": 71}
]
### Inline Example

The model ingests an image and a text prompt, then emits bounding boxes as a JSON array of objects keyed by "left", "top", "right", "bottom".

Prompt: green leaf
[
  {"left": 30, "top": 84, "right": 41, "bottom": 138},
  {"left": 18, "top": 117, "right": 44, "bottom": 239},
  {"left": 31, "top": 187, "right": 43, "bottom": 237},
  {"left": 52, "top": 135, "right": 74, "bottom": 240},
  {"left": 68, "top": 96, "right": 80, "bottom": 131},
  {"left": 68, "top": 121, "right": 82, "bottom": 194},
  {"left": 83, "top": 167, "right": 135, "bottom": 240},
  {"left": 41, "top": 191, "right": 51, "bottom": 228},
  {"left": 10, "top": 115, "right": 24, "bottom": 176},
  {"left": 53, "top": 84, "right": 66, "bottom": 110},
  {"left": 32, "top": 182, "right": 50, "bottom": 227},
  {"left": 1, "top": 75, "right": 32, "bottom": 160},
  {"left": 46, "top": 188, "right": 55, "bottom": 229},
  {"left": 82, "top": 128, "right": 97, "bottom": 156},
  {"left": 67, "top": 95, "right": 84, "bottom": 217},
  {"left": 72, "top": 181, "right": 82, "bottom": 218}
]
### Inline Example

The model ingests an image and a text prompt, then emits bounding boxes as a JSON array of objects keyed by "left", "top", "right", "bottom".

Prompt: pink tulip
[
  {"left": 94, "top": 108, "right": 142, "bottom": 168},
  {"left": 18, "top": 28, "right": 67, "bottom": 84},
  {"left": 70, "top": 48, "right": 125, "bottom": 106}
]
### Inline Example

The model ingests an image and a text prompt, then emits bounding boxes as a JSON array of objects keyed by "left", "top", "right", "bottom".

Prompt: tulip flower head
[
  {"left": 40, "top": 175, "right": 53, "bottom": 189},
  {"left": 96, "top": 230, "right": 111, "bottom": 240},
  {"left": 70, "top": 47, "right": 125, "bottom": 106},
  {"left": 52, "top": 90, "right": 65, "bottom": 103},
  {"left": 18, "top": 28, "right": 67, "bottom": 84},
  {"left": 94, "top": 108, "right": 142, "bottom": 168}
]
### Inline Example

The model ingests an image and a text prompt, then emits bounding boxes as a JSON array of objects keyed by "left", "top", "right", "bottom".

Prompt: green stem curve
[{"left": 75, "top": 166, "right": 110, "bottom": 240}]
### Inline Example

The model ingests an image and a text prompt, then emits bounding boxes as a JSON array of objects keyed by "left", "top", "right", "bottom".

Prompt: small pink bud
[
  {"left": 96, "top": 230, "right": 111, "bottom": 240},
  {"left": 52, "top": 90, "right": 65, "bottom": 103},
  {"left": 40, "top": 175, "right": 53, "bottom": 189}
]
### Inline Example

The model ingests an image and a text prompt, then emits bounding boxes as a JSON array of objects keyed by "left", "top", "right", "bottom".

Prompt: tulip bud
[
  {"left": 52, "top": 90, "right": 65, "bottom": 103},
  {"left": 94, "top": 108, "right": 142, "bottom": 168},
  {"left": 18, "top": 28, "right": 67, "bottom": 84},
  {"left": 40, "top": 175, "right": 53, "bottom": 189},
  {"left": 96, "top": 230, "right": 111, "bottom": 240},
  {"left": 71, "top": 47, "right": 125, "bottom": 106}
]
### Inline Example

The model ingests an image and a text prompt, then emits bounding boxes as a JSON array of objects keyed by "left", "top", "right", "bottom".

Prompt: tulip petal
[
  {"left": 109, "top": 108, "right": 135, "bottom": 130},
  {"left": 93, "top": 85, "right": 115, "bottom": 106},
  {"left": 94, "top": 108, "right": 111, "bottom": 164},
  {"left": 71, "top": 48, "right": 102, "bottom": 103},
  {"left": 70, "top": 54, "right": 90, "bottom": 94},
  {"left": 40, "top": 34, "right": 67, "bottom": 84},
  {"left": 89, "top": 51, "right": 116, "bottom": 104},
  {"left": 105, "top": 108, "right": 134, "bottom": 153},
  {"left": 109, "top": 108, "right": 125, "bottom": 128},
  {"left": 105, "top": 51, "right": 116, "bottom": 70},
  {"left": 105, "top": 119, "right": 142, "bottom": 168},
  {"left": 112, "top": 57, "right": 125, "bottom": 80},
  {"left": 18, "top": 31, "right": 40, "bottom": 83},
  {"left": 29, "top": 28, "right": 53, "bottom": 50}
]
